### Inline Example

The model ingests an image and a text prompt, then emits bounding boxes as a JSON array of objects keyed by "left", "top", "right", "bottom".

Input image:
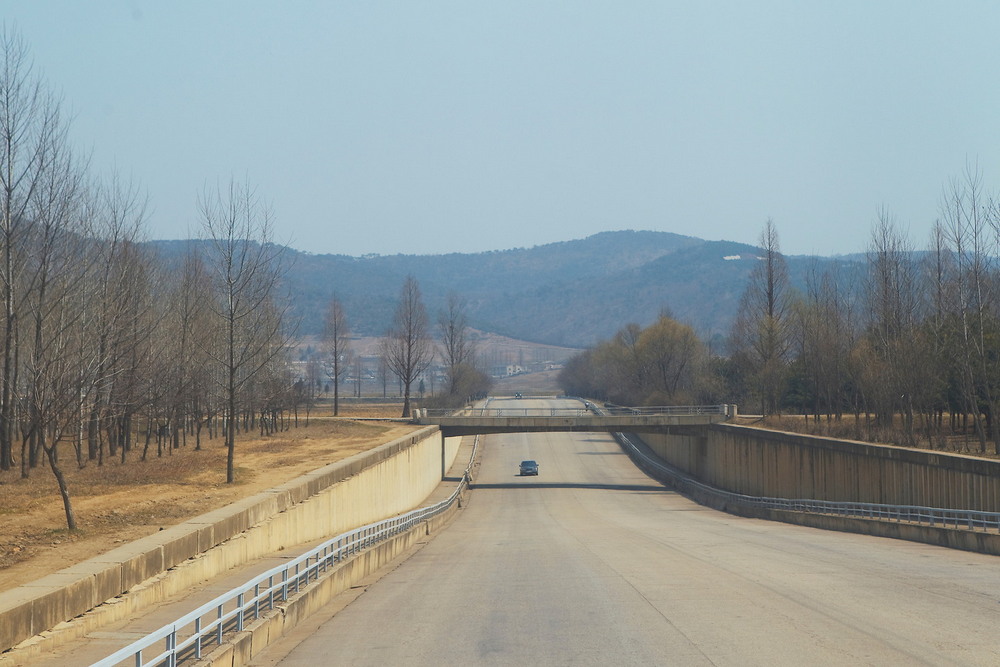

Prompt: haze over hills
[{"left": 151, "top": 230, "right": 863, "bottom": 349}]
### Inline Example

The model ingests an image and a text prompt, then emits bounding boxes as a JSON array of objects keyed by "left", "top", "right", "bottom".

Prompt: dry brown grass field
[
  {"left": 491, "top": 369, "right": 563, "bottom": 395},
  {"left": 0, "top": 402, "right": 414, "bottom": 592}
]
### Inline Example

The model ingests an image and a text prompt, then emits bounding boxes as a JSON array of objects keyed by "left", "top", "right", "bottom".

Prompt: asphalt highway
[{"left": 253, "top": 397, "right": 1000, "bottom": 666}]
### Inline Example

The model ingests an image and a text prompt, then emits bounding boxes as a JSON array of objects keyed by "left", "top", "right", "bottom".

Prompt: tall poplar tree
[
  {"left": 730, "top": 220, "right": 793, "bottom": 415},
  {"left": 381, "top": 276, "right": 432, "bottom": 418}
]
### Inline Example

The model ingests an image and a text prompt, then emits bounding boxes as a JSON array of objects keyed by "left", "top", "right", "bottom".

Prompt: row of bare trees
[
  {"left": 728, "top": 168, "right": 1000, "bottom": 454},
  {"left": 317, "top": 278, "right": 492, "bottom": 418},
  {"left": 562, "top": 168, "right": 1000, "bottom": 454},
  {"left": 0, "top": 30, "right": 294, "bottom": 528}
]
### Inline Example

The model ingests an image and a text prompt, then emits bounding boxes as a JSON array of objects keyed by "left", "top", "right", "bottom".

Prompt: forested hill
[{"left": 149, "top": 231, "right": 862, "bottom": 348}]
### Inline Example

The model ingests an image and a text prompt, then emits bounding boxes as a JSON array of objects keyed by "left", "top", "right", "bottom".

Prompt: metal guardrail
[
  {"left": 92, "top": 436, "right": 480, "bottom": 667},
  {"left": 422, "top": 405, "right": 729, "bottom": 418},
  {"left": 614, "top": 431, "right": 1000, "bottom": 534},
  {"left": 576, "top": 399, "right": 1000, "bottom": 534}
]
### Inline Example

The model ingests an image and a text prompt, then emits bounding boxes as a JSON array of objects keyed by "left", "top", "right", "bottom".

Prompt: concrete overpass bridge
[{"left": 412, "top": 403, "right": 735, "bottom": 437}]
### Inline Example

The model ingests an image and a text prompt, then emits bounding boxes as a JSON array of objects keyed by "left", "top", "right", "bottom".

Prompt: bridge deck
[{"left": 414, "top": 406, "right": 731, "bottom": 436}]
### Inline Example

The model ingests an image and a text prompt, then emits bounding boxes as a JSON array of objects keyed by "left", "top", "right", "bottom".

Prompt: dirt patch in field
[
  {"left": 492, "top": 370, "right": 563, "bottom": 395},
  {"left": 0, "top": 403, "right": 414, "bottom": 593}
]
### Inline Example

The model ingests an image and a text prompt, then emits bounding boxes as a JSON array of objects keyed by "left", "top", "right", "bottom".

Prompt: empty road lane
[{"left": 254, "top": 397, "right": 1000, "bottom": 666}]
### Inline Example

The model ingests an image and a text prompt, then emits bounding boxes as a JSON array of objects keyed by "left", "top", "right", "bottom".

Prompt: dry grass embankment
[
  {"left": 738, "top": 413, "right": 1000, "bottom": 459},
  {"left": 0, "top": 402, "right": 413, "bottom": 592}
]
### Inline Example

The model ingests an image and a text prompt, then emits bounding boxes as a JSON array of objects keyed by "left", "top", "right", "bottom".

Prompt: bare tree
[
  {"left": 939, "top": 165, "right": 1000, "bottom": 451},
  {"left": 437, "top": 292, "right": 474, "bottom": 396},
  {"left": 377, "top": 353, "right": 389, "bottom": 398},
  {"left": 19, "top": 117, "right": 86, "bottom": 473},
  {"left": 105, "top": 240, "right": 160, "bottom": 465},
  {"left": 160, "top": 248, "right": 215, "bottom": 452},
  {"left": 83, "top": 174, "right": 148, "bottom": 465},
  {"left": 557, "top": 315, "right": 708, "bottom": 406},
  {"left": 322, "top": 296, "right": 350, "bottom": 416},
  {"left": 19, "top": 155, "right": 91, "bottom": 529},
  {"left": 730, "top": 220, "right": 793, "bottom": 414},
  {"left": 381, "top": 275, "right": 432, "bottom": 417},
  {"left": 301, "top": 354, "right": 322, "bottom": 425},
  {"left": 794, "top": 261, "right": 860, "bottom": 422},
  {"left": 637, "top": 314, "right": 704, "bottom": 404},
  {"left": 0, "top": 28, "right": 68, "bottom": 469},
  {"left": 354, "top": 354, "right": 363, "bottom": 398},
  {"left": 920, "top": 221, "right": 960, "bottom": 444},
  {"left": 864, "top": 209, "right": 924, "bottom": 436},
  {"left": 590, "top": 325, "right": 643, "bottom": 404},
  {"left": 199, "top": 178, "right": 289, "bottom": 483}
]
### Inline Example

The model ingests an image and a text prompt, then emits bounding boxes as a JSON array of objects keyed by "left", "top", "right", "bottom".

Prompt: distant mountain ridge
[{"left": 148, "top": 231, "right": 862, "bottom": 348}]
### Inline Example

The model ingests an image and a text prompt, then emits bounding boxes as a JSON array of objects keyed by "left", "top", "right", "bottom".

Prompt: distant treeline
[
  {"left": 561, "top": 177, "right": 1000, "bottom": 456},
  {"left": 0, "top": 27, "right": 297, "bottom": 524}
]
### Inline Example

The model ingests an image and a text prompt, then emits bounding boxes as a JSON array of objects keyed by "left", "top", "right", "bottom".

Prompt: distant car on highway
[
  {"left": 515, "top": 392, "right": 522, "bottom": 399},
  {"left": 519, "top": 460, "right": 538, "bottom": 476}
]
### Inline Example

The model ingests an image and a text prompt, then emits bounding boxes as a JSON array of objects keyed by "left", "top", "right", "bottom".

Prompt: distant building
[{"left": 491, "top": 364, "right": 526, "bottom": 377}]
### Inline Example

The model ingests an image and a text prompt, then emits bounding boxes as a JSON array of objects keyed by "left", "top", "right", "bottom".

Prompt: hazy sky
[{"left": 6, "top": 2, "right": 1000, "bottom": 257}]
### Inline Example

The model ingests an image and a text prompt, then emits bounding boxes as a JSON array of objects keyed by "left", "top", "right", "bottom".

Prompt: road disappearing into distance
[{"left": 254, "top": 397, "right": 1000, "bottom": 665}]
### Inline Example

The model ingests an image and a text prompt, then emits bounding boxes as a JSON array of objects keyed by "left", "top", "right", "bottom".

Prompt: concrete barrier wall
[
  {"left": 641, "top": 459, "right": 1000, "bottom": 557},
  {"left": 0, "top": 427, "right": 460, "bottom": 655},
  {"left": 642, "top": 424, "right": 1000, "bottom": 511},
  {"left": 200, "top": 500, "right": 462, "bottom": 667}
]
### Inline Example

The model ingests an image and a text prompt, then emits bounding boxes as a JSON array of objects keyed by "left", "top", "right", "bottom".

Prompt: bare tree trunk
[
  {"left": 44, "top": 442, "right": 76, "bottom": 530},
  {"left": 323, "top": 297, "right": 350, "bottom": 416}
]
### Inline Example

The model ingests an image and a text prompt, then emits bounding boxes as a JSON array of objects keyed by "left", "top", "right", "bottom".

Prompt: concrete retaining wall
[
  {"left": 0, "top": 426, "right": 459, "bottom": 655},
  {"left": 643, "top": 423, "right": 1000, "bottom": 511},
  {"left": 198, "top": 500, "right": 461, "bottom": 667},
  {"left": 657, "top": 467, "right": 1000, "bottom": 557}
]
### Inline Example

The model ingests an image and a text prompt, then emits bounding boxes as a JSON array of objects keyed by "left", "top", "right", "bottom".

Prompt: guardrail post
[
  {"left": 167, "top": 630, "right": 177, "bottom": 667},
  {"left": 195, "top": 617, "right": 202, "bottom": 659},
  {"left": 217, "top": 604, "right": 224, "bottom": 645}
]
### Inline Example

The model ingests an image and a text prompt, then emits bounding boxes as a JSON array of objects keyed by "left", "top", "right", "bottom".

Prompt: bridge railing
[
  {"left": 601, "top": 405, "right": 729, "bottom": 416},
  {"left": 422, "top": 405, "right": 729, "bottom": 418},
  {"left": 91, "top": 437, "right": 481, "bottom": 667},
  {"left": 615, "top": 432, "right": 1000, "bottom": 534}
]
